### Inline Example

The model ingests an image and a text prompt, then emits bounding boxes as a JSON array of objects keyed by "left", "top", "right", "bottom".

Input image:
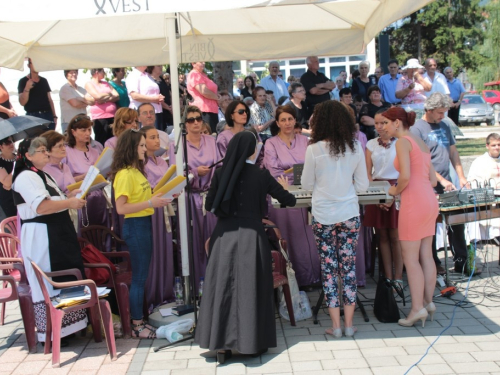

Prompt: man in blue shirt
[
  {"left": 377, "top": 59, "right": 401, "bottom": 105},
  {"left": 444, "top": 67, "right": 466, "bottom": 126}
]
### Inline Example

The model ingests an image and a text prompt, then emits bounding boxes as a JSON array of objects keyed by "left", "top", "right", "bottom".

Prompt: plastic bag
[
  {"left": 156, "top": 319, "right": 194, "bottom": 342},
  {"left": 279, "top": 290, "right": 312, "bottom": 322}
]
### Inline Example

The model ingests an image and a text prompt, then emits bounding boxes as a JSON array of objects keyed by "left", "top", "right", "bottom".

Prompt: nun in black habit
[{"left": 195, "top": 131, "right": 296, "bottom": 363}]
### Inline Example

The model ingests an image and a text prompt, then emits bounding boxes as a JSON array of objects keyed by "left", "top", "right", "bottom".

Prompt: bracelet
[{"left": 148, "top": 199, "right": 153, "bottom": 208}]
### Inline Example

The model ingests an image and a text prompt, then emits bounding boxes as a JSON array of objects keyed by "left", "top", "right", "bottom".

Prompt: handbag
[
  {"left": 278, "top": 240, "right": 312, "bottom": 321},
  {"left": 373, "top": 277, "right": 400, "bottom": 323},
  {"left": 80, "top": 243, "right": 117, "bottom": 284}
]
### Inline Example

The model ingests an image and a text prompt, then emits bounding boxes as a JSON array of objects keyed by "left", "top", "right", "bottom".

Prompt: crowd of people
[{"left": 0, "top": 55, "right": 498, "bottom": 362}]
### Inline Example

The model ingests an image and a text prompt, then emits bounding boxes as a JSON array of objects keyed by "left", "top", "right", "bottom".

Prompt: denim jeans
[
  {"left": 26, "top": 111, "right": 55, "bottom": 131},
  {"left": 122, "top": 216, "right": 152, "bottom": 320}
]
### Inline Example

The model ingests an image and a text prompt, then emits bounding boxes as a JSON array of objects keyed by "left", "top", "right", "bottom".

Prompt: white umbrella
[{"left": 0, "top": 0, "right": 433, "bottom": 288}]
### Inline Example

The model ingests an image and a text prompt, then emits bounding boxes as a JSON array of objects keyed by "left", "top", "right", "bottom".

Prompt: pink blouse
[{"left": 187, "top": 70, "right": 218, "bottom": 114}]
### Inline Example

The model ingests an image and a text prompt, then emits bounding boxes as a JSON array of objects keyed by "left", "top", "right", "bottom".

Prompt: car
[
  {"left": 482, "top": 90, "right": 500, "bottom": 111},
  {"left": 459, "top": 94, "right": 495, "bottom": 126}
]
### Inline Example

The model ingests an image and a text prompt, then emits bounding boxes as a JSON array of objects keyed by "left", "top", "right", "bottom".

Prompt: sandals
[{"left": 131, "top": 321, "right": 157, "bottom": 339}]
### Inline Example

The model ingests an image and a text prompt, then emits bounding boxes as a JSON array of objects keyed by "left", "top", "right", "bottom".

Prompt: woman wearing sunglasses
[
  {"left": 64, "top": 115, "right": 109, "bottom": 230},
  {"left": 180, "top": 105, "right": 218, "bottom": 288},
  {"left": 0, "top": 137, "right": 17, "bottom": 217},
  {"left": 216, "top": 101, "right": 251, "bottom": 160},
  {"left": 104, "top": 107, "right": 140, "bottom": 150},
  {"left": 264, "top": 106, "right": 320, "bottom": 287},
  {"left": 111, "top": 129, "right": 171, "bottom": 339}
]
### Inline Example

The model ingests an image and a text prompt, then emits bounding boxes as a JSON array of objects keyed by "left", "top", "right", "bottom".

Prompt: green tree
[
  {"left": 469, "top": 0, "right": 500, "bottom": 89},
  {"left": 385, "top": 0, "right": 485, "bottom": 72}
]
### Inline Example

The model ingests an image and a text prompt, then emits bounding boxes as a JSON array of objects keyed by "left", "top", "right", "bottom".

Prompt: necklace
[
  {"left": 377, "top": 137, "right": 396, "bottom": 149},
  {"left": 0, "top": 153, "right": 16, "bottom": 162}
]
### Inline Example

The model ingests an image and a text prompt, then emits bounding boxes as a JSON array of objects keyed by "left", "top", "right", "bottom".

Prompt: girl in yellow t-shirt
[{"left": 111, "top": 129, "right": 171, "bottom": 339}]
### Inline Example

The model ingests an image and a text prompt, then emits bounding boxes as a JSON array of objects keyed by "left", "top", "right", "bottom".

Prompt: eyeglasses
[
  {"left": 140, "top": 110, "right": 155, "bottom": 116},
  {"left": 33, "top": 149, "right": 48, "bottom": 154},
  {"left": 52, "top": 143, "right": 66, "bottom": 150},
  {"left": 125, "top": 120, "right": 140, "bottom": 125},
  {"left": 185, "top": 116, "right": 203, "bottom": 124},
  {"left": 1, "top": 140, "right": 13, "bottom": 146},
  {"left": 234, "top": 109, "right": 248, "bottom": 115},
  {"left": 74, "top": 115, "right": 90, "bottom": 123}
]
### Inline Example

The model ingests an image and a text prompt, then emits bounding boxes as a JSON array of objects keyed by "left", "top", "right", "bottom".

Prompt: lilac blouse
[
  {"left": 264, "top": 134, "right": 308, "bottom": 183},
  {"left": 43, "top": 162, "right": 76, "bottom": 193}
]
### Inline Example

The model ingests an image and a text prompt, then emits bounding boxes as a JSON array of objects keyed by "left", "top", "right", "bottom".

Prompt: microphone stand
[{"left": 155, "top": 97, "right": 198, "bottom": 352}]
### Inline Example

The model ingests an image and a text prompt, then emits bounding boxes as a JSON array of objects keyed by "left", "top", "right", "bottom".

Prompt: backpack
[{"left": 81, "top": 243, "right": 117, "bottom": 284}]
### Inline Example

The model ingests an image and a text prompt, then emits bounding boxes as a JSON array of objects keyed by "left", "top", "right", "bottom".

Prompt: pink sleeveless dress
[{"left": 394, "top": 136, "right": 439, "bottom": 241}]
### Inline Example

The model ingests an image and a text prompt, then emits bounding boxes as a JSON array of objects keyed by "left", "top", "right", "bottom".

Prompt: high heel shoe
[
  {"left": 216, "top": 350, "right": 232, "bottom": 364},
  {"left": 425, "top": 302, "right": 436, "bottom": 322},
  {"left": 398, "top": 308, "right": 428, "bottom": 328}
]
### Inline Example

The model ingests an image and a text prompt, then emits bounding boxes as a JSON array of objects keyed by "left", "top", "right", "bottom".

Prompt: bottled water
[
  {"left": 174, "top": 277, "right": 184, "bottom": 305},
  {"left": 395, "top": 195, "right": 401, "bottom": 210}
]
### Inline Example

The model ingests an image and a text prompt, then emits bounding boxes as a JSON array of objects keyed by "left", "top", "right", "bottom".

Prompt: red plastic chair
[
  {"left": 30, "top": 260, "right": 117, "bottom": 368},
  {"left": 0, "top": 259, "right": 37, "bottom": 353},
  {"left": 0, "top": 233, "right": 22, "bottom": 325},
  {"left": 78, "top": 237, "right": 132, "bottom": 338},
  {"left": 0, "top": 216, "right": 18, "bottom": 237}
]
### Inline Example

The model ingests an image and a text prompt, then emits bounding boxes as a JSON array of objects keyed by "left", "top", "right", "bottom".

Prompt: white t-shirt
[
  {"left": 301, "top": 140, "right": 369, "bottom": 224},
  {"left": 59, "top": 83, "right": 88, "bottom": 124},
  {"left": 366, "top": 138, "right": 399, "bottom": 180},
  {"left": 423, "top": 72, "right": 450, "bottom": 97},
  {"left": 126, "top": 69, "right": 161, "bottom": 113}
]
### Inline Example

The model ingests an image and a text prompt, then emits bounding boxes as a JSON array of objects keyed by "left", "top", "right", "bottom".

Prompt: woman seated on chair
[
  {"left": 264, "top": 105, "right": 320, "bottom": 287},
  {"left": 12, "top": 137, "right": 87, "bottom": 344}
]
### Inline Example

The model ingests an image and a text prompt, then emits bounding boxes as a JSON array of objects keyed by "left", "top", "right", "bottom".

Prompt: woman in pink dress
[
  {"left": 187, "top": 62, "right": 219, "bottom": 133},
  {"left": 85, "top": 68, "right": 119, "bottom": 145},
  {"left": 382, "top": 107, "right": 438, "bottom": 328}
]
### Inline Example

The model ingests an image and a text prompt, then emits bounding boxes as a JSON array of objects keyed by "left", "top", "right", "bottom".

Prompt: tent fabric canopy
[{"left": 0, "top": 0, "right": 433, "bottom": 71}]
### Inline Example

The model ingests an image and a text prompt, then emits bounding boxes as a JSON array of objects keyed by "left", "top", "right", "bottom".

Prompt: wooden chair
[
  {"left": 0, "top": 259, "right": 37, "bottom": 353},
  {"left": 0, "top": 233, "right": 22, "bottom": 325},
  {"left": 30, "top": 260, "right": 117, "bottom": 368},
  {"left": 78, "top": 237, "right": 132, "bottom": 338},
  {"left": 0, "top": 216, "right": 18, "bottom": 237}
]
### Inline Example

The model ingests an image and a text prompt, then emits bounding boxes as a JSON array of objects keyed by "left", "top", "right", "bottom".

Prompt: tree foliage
[{"left": 385, "top": 0, "right": 485, "bottom": 73}]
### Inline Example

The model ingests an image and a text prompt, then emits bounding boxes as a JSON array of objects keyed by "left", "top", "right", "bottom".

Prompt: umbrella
[{"left": 0, "top": 116, "right": 51, "bottom": 142}]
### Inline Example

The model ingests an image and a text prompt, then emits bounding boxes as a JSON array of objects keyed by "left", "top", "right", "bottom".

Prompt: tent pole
[{"left": 166, "top": 13, "right": 191, "bottom": 303}]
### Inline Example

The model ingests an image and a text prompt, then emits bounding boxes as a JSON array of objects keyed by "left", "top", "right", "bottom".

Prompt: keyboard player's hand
[{"left": 278, "top": 175, "right": 289, "bottom": 190}]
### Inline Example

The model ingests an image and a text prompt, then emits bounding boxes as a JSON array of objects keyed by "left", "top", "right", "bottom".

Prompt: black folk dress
[{"left": 195, "top": 164, "right": 296, "bottom": 354}]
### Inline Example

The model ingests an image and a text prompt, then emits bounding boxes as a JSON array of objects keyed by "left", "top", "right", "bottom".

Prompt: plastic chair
[
  {"left": 0, "top": 234, "right": 22, "bottom": 325},
  {"left": 30, "top": 260, "right": 117, "bottom": 368},
  {"left": 0, "top": 259, "right": 37, "bottom": 353},
  {"left": 78, "top": 237, "right": 132, "bottom": 338},
  {"left": 0, "top": 216, "right": 18, "bottom": 237}
]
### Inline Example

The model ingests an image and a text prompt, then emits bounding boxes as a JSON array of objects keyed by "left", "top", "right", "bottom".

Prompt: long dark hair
[
  {"left": 244, "top": 75, "right": 256, "bottom": 90},
  {"left": 310, "top": 100, "right": 356, "bottom": 157},
  {"left": 110, "top": 129, "right": 147, "bottom": 180}
]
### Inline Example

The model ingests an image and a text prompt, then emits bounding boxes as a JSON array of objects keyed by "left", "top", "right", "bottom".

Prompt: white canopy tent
[{"left": 0, "top": 0, "right": 433, "bottom": 289}]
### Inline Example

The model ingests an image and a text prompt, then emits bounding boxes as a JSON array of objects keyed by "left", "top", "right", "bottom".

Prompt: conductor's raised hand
[
  {"left": 277, "top": 175, "right": 289, "bottom": 190},
  {"left": 67, "top": 197, "right": 86, "bottom": 209}
]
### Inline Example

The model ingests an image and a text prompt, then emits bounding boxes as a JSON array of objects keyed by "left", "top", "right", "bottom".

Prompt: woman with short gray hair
[{"left": 351, "top": 60, "right": 377, "bottom": 102}]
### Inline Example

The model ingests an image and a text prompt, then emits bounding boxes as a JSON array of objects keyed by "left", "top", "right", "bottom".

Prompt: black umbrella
[{"left": 0, "top": 115, "right": 51, "bottom": 142}]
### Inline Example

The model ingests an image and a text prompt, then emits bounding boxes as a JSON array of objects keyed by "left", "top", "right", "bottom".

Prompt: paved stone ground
[{"left": 1, "top": 242, "right": 500, "bottom": 374}]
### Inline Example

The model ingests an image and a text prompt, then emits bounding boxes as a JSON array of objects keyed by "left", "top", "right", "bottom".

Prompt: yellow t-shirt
[{"left": 113, "top": 167, "right": 154, "bottom": 218}]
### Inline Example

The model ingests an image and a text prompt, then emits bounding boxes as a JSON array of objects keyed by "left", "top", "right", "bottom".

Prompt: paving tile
[
  {"left": 170, "top": 370, "right": 216, "bottom": 375},
  {"left": 361, "top": 347, "right": 407, "bottom": 358},
  {"left": 293, "top": 371, "right": 340, "bottom": 375},
  {"left": 332, "top": 349, "right": 363, "bottom": 359},
  {"left": 215, "top": 363, "right": 246, "bottom": 375},
  {"left": 395, "top": 353, "right": 445, "bottom": 366},
  {"left": 291, "top": 360, "right": 323, "bottom": 371},
  {"left": 260, "top": 352, "right": 291, "bottom": 363},
  {"left": 432, "top": 342, "right": 481, "bottom": 354},
  {"left": 11, "top": 360, "right": 49, "bottom": 375},
  {"left": 440, "top": 352, "right": 477, "bottom": 363},
  {"left": 314, "top": 340, "right": 358, "bottom": 351},
  {"left": 142, "top": 359, "right": 188, "bottom": 371},
  {"left": 96, "top": 363, "right": 130, "bottom": 375},
  {"left": 339, "top": 369, "right": 373, "bottom": 375},
  {"left": 448, "top": 361, "right": 500, "bottom": 373},
  {"left": 321, "top": 358, "right": 369, "bottom": 369},
  {"left": 289, "top": 350, "right": 332, "bottom": 361},
  {"left": 145, "top": 351, "right": 176, "bottom": 361},
  {"left": 246, "top": 361, "right": 293, "bottom": 373},
  {"left": 469, "top": 351, "right": 500, "bottom": 361},
  {"left": 187, "top": 358, "right": 217, "bottom": 368},
  {"left": 365, "top": 356, "right": 399, "bottom": 367},
  {"left": 417, "top": 363, "right": 454, "bottom": 374},
  {"left": 39, "top": 368, "right": 72, "bottom": 375},
  {"left": 372, "top": 365, "right": 423, "bottom": 375}
]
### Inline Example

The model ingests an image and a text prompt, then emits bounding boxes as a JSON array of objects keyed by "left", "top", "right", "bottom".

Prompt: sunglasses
[
  {"left": 74, "top": 115, "right": 90, "bottom": 123},
  {"left": 234, "top": 109, "right": 248, "bottom": 115},
  {"left": 1, "top": 140, "right": 13, "bottom": 146},
  {"left": 185, "top": 116, "right": 203, "bottom": 124}
]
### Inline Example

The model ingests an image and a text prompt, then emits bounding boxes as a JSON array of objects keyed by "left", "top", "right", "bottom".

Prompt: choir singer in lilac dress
[
  {"left": 104, "top": 107, "right": 140, "bottom": 150},
  {"left": 216, "top": 101, "right": 249, "bottom": 160},
  {"left": 64, "top": 114, "right": 109, "bottom": 228},
  {"left": 264, "top": 106, "right": 320, "bottom": 286},
  {"left": 183, "top": 106, "right": 218, "bottom": 286},
  {"left": 41, "top": 131, "right": 77, "bottom": 194},
  {"left": 141, "top": 126, "right": 175, "bottom": 307}
]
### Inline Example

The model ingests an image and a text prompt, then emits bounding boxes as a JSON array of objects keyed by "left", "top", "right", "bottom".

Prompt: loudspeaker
[{"left": 378, "top": 34, "right": 390, "bottom": 74}]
